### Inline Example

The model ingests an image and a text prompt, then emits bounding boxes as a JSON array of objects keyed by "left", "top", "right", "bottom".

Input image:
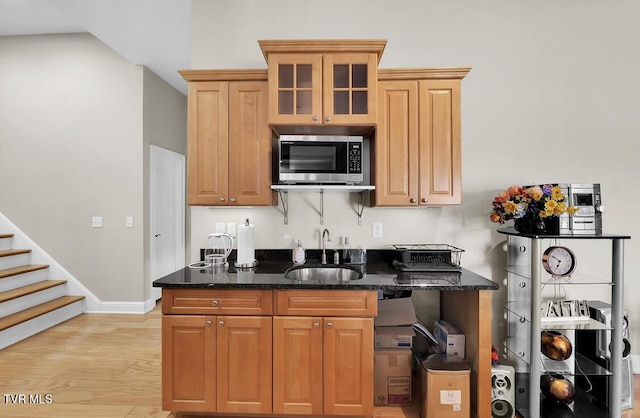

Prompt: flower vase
[{"left": 514, "top": 216, "right": 549, "bottom": 234}]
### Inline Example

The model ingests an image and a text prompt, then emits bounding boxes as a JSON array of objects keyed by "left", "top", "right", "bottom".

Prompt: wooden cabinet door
[
  {"left": 228, "top": 81, "right": 276, "bottom": 206},
  {"left": 323, "top": 317, "right": 374, "bottom": 416},
  {"left": 267, "top": 54, "right": 323, "bottom": 125},
  {"left": 216, "top": 316, "right": 272, "bottom": 414},
  {"left": 374, "top": 80, "right": 419, "bottom": 206},
  {"left": 162, "top": 315, "right": 216, "bottom": 412},
  {"left": 187, "top": 81, "right": 229, "bottom": 205},
  {"left": 419, "top": 79, "right": 462, "bottom": 205},
  {"left": 272, "top": 316, "right": 323, "bottom": 415},
  {"left": 323, "top": 53, "right": 378, "bottom": 126}
]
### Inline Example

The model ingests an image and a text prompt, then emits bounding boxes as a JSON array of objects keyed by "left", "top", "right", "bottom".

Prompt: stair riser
[
  {"left": 0, "top": 300, "right": 84, "bottom": 350},
  {"left": 0, "top": 285, "right": 67, "bottom": 319},
  {"left": 0, "top": 239, "right": 12, "bottom": 251},
  {"left": 0, "top": 253, "right": 31, "bottom": 271},
  {"left": 0, "top": 270, "right": 50, "bottom": 293}
]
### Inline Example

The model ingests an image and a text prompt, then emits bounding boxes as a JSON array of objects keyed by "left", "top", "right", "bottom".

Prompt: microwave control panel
[{"left": 348, "top": 142, "right": 362, "bottom": 174}]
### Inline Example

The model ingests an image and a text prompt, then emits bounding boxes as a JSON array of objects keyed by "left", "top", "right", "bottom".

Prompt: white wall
[
  {"left": 189, "top": 0, "right": 640, "bottom": 352},
  {"left": 0, "top": 33, "right": 187, "bottom": 306}
]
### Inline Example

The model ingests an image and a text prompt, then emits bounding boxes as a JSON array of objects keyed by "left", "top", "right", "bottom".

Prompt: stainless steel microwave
[{"left": 278, "top": 135, "right": 365, "bottom": 184}]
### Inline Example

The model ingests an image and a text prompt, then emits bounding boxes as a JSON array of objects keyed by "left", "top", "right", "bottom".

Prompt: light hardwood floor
[{"left": 0, "top": 303, "right": 638, "bottom": 418}]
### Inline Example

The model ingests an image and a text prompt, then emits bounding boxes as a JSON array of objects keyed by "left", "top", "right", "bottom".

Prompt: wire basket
[{"left": 392, "top": 244, "right": 464, "bottom": 271}]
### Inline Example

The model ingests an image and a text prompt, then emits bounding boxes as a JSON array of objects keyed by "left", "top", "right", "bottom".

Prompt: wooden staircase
[{"left": 0, "top": 233, "right": 85, "bottom": 350}]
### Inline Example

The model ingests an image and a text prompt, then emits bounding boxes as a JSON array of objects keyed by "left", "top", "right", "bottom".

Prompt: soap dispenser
[{"left": 292, "top": 240, "right": 306, "bottom": 264}]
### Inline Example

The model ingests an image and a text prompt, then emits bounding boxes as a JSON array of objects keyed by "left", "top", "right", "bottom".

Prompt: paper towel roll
[{"left": 236, "top": 220, "right": 255, "bottom": 266}]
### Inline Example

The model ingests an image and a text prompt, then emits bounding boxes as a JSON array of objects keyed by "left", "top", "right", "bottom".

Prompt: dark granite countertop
[{"left": 153, "top": 249, "right": 499, "bottom": 291}]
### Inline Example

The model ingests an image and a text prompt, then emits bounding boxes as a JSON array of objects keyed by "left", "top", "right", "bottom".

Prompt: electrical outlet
[
  {"left": 215, "top": 222, "right": 226, "bottom": 233},
  {"left": 226, "top": 222, "right": 236, "bottom": 237},
  {"left": 126, "top": 216, "right": 134, "bottom": 228},
  {"left": 372, "top": 222, "right": 383, "bottom": 238},
  {"left": 92, "top": 216, "right": 103, "bottom": 228}
]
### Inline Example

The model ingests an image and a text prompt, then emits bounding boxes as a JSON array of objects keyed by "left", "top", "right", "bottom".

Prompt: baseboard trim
[{"left": 84, "top": 298, "right": 158, "bottom": 314}]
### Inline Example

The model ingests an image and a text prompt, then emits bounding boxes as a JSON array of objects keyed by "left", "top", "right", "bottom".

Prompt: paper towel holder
[{"left": 234, "top": 219, "right": 258, "bottom": 269}]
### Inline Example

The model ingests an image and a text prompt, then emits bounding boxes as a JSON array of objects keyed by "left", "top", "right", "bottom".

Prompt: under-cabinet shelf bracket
[
  {"left": 319, "top": 189, "right": 324, "bottom": 225},
  {"left": 356, "top": 191, "right": 368, "bottom": 225},
  {"left": 277, "top": 189, "right": 289, "bottom": 225}
]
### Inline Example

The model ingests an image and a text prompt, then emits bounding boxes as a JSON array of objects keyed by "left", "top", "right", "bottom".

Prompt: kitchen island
[{"left": 153, "top": 250, "right": 498, "bottom": 418}]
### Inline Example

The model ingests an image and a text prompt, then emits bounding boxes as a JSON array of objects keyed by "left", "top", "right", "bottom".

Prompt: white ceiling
[{"left": 0, "top": 0, "right": 191, "bottom": 94}]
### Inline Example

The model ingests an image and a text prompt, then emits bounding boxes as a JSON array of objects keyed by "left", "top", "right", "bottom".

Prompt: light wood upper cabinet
[
  {"left": 181, "top": 70, "right": 276, "bottom": 206},
  {"left": 374, "top": 68, "right": 469, "bottom": 206},
  {"left": 260, "top": 40, "right": 385, "bottom": 129}
]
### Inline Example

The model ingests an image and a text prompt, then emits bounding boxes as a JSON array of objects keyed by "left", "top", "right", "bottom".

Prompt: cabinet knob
[
  {"left": 326, "top": 322, "right": 333, "bottom": 328},
  {"left": 421, "top": 198, "right": 427, "bottom": 203},
  {"left": 205, "top": 320, "right": 212, "bottom": 326},
  {"left": 325, "top": 115, "right": 332, "bottom": 122},
  {"left": 313, "top": 322, "right": 320, "bottom": 328},
  {"left": 313, "top": 115, "right": 320, "bottom": 121},
  {"left": 519, "top": 316, "right": 526, "bottom": 324},
  {"left": 230, "top": 198, "right": 236, "bottom": 203},
  {"left": 519, "top": 281, "right": 526, "bottom": 288},
  {"left": 519, "top": 246, "right": 527, "bottom": 253},
  {"left": 219, "top": 197, "right": 225, "bottom": 202},
  {"left": 218, "top": 320, "right": 224, "bottom": 327},
  {"left": 212, "top": 300, "right": 219, "bottom": 306},
  {"left": 410, "top": 198, "right": 417, "bottom": 204}
]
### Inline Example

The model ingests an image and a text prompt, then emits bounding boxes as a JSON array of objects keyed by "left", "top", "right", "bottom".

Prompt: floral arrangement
[{"left": 490, "top": 184, "right": 578, "bottom": 224}]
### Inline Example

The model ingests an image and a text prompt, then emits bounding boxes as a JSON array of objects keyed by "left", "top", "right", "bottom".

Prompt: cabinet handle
[
  {"left": 218, "top": 320, "right": 224, "bottom": 327},
  {"left": 219, "top": 197, "right": 225, "bottom": 202},
  {"left": 313, "top": 322, "right": 320, "bottom": 328},
  {"left": 313, "top": 115, "right": 319, "bottom": 121},
  {"left": 421, "top": 198, "right": 427, "bottom": 203},
  {"left": 212, "top": 300, "right": 219, "bottom": 306},
  {"left": 325, "top": 115, "right": 332, "bottom": 122},
  {"left": 230, "top": 197, "right": 236, "bottom": 203},
  {"left": 410, "top": 198, "right": 417, "bottom": 204},
  {"left": 326, "top": 322, "right": 333, "bottom": 328},
  {"left": 205, "top": 320, "right": 212, "bottom": 326}
]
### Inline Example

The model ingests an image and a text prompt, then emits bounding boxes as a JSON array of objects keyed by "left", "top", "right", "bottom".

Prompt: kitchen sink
[{"left": 284, "top": 265, "right": 363, "bottom": 281}]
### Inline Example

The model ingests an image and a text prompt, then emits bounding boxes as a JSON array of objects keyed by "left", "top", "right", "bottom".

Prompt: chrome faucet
[{"left": 321, "top": 228, "right": 331, "bottom": 264}]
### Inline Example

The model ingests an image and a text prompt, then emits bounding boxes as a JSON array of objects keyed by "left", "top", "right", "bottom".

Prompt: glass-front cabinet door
[
  {"left": 268, "top": 54, "right": 323, "bottom": 125},
  {"left": 323, "top": 53, "right": 377, "bottom": 125},
  {"left": 267, "top": 53, "right": 377, "bottom": 126}
]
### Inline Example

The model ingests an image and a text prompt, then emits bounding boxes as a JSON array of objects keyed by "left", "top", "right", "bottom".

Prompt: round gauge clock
[{"left": 542, "top": 246, "right": 577, "bottom": 278}]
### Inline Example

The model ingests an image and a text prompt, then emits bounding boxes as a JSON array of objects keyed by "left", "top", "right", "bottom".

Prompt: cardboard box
[
  {"left": 421, "top": 354, "right": 470, "bottom": 418},
  {"left": 375, "top": 326, "right": 415, "bottom": 348},
  {"left": 374, "top": 349, "right": 412, "bottom": 405},
  {"left": 375, "top": 297, "right": 417, "bottom": 327},
  {"left": 433, "top": 320, "right": 465, "bottom": 359}
]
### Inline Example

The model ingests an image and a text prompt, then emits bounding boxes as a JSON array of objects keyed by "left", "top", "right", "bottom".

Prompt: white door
[{"left": 150, "top": 145, "right": 185, "bottom": 302}]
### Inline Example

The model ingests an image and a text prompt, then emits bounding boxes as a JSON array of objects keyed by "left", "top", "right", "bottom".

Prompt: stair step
[
  {"left": 0, "top": 296, "right": 85, "bottom": 332},
  {"left": 0, "top": 249, "right": 32, "bottom": 258},
  {"left": 0, "top": 233, "right": 14, "bottom": 239},
  {"left": 0, "top": 280, "right": 67, "bottom": 304},
  {"left": 0, "top": 265, "right": 49, "bottom": 280}
]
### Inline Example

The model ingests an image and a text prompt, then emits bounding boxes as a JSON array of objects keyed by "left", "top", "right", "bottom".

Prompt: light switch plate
[
  {"left": 126, "top": 216, "right": 134, "bottom": 228},
  {"left": 226, "top": 223, "right": 236, "bottom": 237},
  {"left": 372, "top": 222, "right": 383, "bottom": 238},
  {"left": 92, "top": 216, "right": 103, "bottom": 228},
  {"left": 215, "top": 222, "right": 226, "bottom": 234}
]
